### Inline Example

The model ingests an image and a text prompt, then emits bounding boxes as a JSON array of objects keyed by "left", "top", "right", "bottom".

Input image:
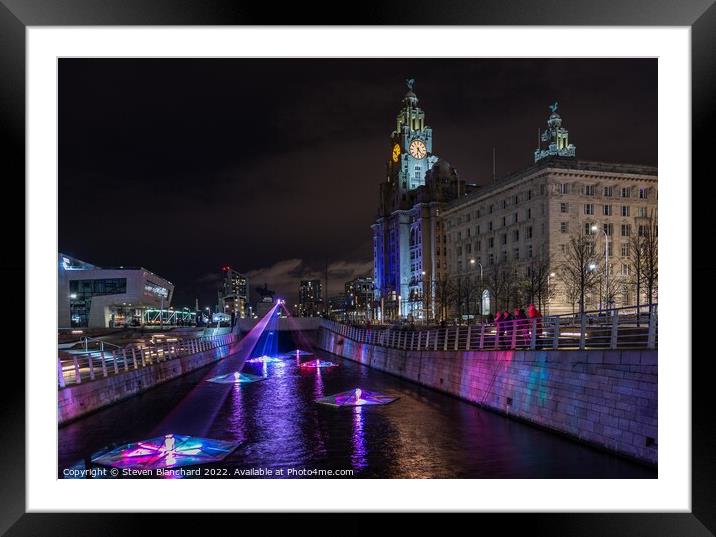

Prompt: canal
[{"left": 59, "top": 334, "right": 656, "bottom": 479}]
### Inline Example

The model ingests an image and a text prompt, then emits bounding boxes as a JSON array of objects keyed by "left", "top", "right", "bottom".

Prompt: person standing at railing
[
  {"left": 494, "top": 311, "right": 503, "bottom": 349},
  {"left": 502, "top": 310, "right": 514, "bottom": 349},
  {"left": 527, "top": 304, "right": 543, "bottom": 349},
  {"left": 514, "top": 308, "right": 528, "bottom": 348}
]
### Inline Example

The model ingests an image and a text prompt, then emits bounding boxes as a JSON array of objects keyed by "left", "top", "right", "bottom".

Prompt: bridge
[{"left": 57, "top": 303, "right": 658, "bottom": 476}]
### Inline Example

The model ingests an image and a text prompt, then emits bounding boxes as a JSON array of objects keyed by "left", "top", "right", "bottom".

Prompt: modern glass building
[{"left": 58, "top": 253, "right": 175, "bottom": 328}]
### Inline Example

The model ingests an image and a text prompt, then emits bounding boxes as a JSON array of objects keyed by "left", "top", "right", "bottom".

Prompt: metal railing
[
  {"left": 58, "top": 332, "right": 237, "bottom": 388},
  {"left": 321, "top": 304, "right": 657, "bottom": 353}
]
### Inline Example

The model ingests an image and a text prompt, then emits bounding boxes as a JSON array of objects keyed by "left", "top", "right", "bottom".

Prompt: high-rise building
[
  {"left": 442, "top": 104, "right": 657, "bottom": 315},
  {"left": 345, "top": 275, "right": 374, "bottom": 321},
  {"left": 298, "top": 279, "right": 323, "bottom": 317},
  {"left": 372, "top": 80, "right": 472, "bottom": 321},
  {"left": 219, "top": 266, "right": 249, "bottom": 319}
]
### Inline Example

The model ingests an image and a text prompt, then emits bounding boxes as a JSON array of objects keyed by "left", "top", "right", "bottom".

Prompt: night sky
[{"left": 59, "top": 59, "right": 657, "bottom": 308}]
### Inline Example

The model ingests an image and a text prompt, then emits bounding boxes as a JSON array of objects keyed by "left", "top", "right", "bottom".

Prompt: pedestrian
[
  {"left": 503, "top": 310, "right": 514, "bottom": 349},
  {"left": 527, "top": 303, "right": 543, "bottom": 348},
  {"left": 514, "top": 307, "right": 528, "bottom": 347},
  {"left": 494, "top": 311, "right": 503, "bottom": 349}
]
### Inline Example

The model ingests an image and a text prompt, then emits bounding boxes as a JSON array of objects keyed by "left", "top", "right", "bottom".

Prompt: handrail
[
  {"left": 58, "top": 331, "right": 237, "bottom": 388},
  {"left": 320, "top": 304, "right": 657, "bottom": 353}
]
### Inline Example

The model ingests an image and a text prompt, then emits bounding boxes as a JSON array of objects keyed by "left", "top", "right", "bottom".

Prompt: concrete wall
[
  {"left": 236, "top": 317, "right": 322, "bottom": 332},
  {"left": 318, "top": 327, "right": 657, "bottom": 465},
  {"left": 58, "top": 340, "right": 237, "bottom": 425}
]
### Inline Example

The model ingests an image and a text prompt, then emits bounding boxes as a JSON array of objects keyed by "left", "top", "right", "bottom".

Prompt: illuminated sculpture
[
  {"left": 316, "top": 388, "right": 399, "bottom": 407},
  {"left": 299, "top": 359, "right": 338, "bottom": 369},
  {"left": 91, "top": 433, "right": 239, "bottom": 470},
  {"left": 206, "top": 371, "right": 266, "bottom": 384}
]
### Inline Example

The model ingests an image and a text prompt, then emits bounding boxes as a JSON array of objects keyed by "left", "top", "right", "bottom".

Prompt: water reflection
[{"left": 58, "top": 340, "right": 656, "bottom": 479}]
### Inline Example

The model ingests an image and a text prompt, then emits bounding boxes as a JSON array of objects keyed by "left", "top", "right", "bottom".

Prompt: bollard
[
  {"left": 552, "top": 317, "right": 560, "bottom": 350},
  {"left": 647, "top": 310, "right": 657, "bottom": 349},
  {"left": 610, "top": 312, "right": 619, "bottom": 350},
  {"left": 58, "top": 358, "right": 66, "bottom": 388},
  {"left": 530, "top": 318, "right": 537, "bottom": 350},
  {"left": 73, "top": 355, "right": 81, "bottom": 384}
]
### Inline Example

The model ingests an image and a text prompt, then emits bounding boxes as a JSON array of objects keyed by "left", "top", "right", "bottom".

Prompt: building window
[
  {"left": 584, "top": 204, "right": 594, "bottom": 215},
  {"left": 502, "top": 216, "right": 506, "bottom": 227},
  {"left": 501, "top": 234, "right": 507, "bottom": 245},
  {"left": 513, "top": 195, "right": 519, "bottom": 205},
  {"left": 527, "top": 226, "right": 533, "bottom": 239},
  {"left": 527, "top": 190, "right": 532, "bottom": 200},
  {"left": 559, "top": 183, "right": 569, "bottom": 194},
  {"left": 489, "top": 253, "right": 494, "bottom": 265},
  {"left": 527, "top": 208, "right": 532, "bottom": 219},
  {"left": 585, "top": 185, "right": 595, "bottom": 196},
  {"left": 621, "top": 224, "right": 632, "bottom": 237},
  {"left": 639, "top": 188, "right": 648, "bottom": 199},
  {"left": 622, "top": 187, "right": 631, "bottom": 198},
  {"left": 621, "top": 205, "right": 630, "bottom": 217},
  {"left": 502, "top": 199, "right": 507, "bottom": 209},
  {"left": 560, "top": 222, "right": 568, "bottom": 233},
  {"left": 513, "top": 248, "right": 520, "bottom": 260},
  {"left": 621, "top": 244, "right": 630, "bottom": 257},
  {"left": 621, "top": 264, "right": 630, "bottom": 276},
  {"left": 560, "top": 202, "right": 568, "bottom": 213},
  {"left": 528, "top": 244, "right": 533, "bottom": 258},
  {"left": 488, "top": 221, "right": 493, "bottom": 232},
  {"left": 477, "top": 240, "right": 481, "bottom": 252},
  {"left": 604, "top": 186, "right": 613, "bottom": 197},
  {"left": 585, "top": 223, "right": 596, "bottom": 235},
  {"left": 603, "top": 204, "right": 612, "bottom": 216},
  {"left": 488, "top": 237, "right": 494, "bottom": 248},
  {"left": 603, "top": 223, "right": 613, "bottom": 236},
  {"left": 512, "top": 230, "right": 519, "bottom": 242},
  {"left": 637, "top": 207, "right": 647, "bottom": 217}
]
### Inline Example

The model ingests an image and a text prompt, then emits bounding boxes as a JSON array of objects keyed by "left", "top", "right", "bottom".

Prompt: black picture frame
[{"left": 1, "top": 1, "right": 712, "bottom": 534}]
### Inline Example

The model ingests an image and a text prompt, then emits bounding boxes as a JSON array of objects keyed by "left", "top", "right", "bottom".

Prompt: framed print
[{"left": 1, "top": 0, "right": 713, "bottom": 534}]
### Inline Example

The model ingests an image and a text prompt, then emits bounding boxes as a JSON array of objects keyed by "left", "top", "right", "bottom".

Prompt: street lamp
[
  {"left": 591, "top": 224, "right": 609, "bottom": 312},
  {"left": 546, "top": 272, "right": 556, "bottom": 315}
]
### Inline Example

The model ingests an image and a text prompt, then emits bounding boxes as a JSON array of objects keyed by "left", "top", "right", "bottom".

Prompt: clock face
[
  {"left": 409, "top": 139, "right": 427, "bottom": 159},
  {"left": 392, "top": 143, "right": 400, "bottom": 163}
]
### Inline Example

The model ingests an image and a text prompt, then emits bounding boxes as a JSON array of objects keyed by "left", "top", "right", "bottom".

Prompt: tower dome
[{"left": 547, "top": 112, "right": 562, "bottom": 129}]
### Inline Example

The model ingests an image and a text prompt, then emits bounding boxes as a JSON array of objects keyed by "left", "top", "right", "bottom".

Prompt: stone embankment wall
[
  {"left": 58, "top": 340, "right": 237, "bottom": 425},
  {"left": 318, "top": 327, "right": 657, "bottom": 465}
]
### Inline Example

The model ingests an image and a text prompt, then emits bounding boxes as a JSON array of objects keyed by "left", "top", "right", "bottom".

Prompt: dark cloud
[{"left": 58, "top": 58, "right": 656, "bottom": 307}]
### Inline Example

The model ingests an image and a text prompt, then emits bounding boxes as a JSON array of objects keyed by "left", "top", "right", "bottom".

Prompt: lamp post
[
  {"left": 546, "top": 271, "right": 556, "bottom": 315},
  {"left": 470, "top": 258, "right": 484, "bottom": 319},
  {"left": 591, "top": 224, "right": 609, "bottom": 312}
]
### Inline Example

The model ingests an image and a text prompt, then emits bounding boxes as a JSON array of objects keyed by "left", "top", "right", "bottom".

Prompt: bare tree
[
  {"left": 524, "top": 254, "right": 553, "bottom": 311},
  {"left": 433, "top": 274, "right": 456, "bottom": 322},
  {"left": 485, "top": 261, "right": 522, "bottom": 312},
  {"left": 639, "top": 210, "right": 658, "bottom": 313},
  {"left": 558, "top": 230, "right": 601, "bottom": 315},
  {"left": 627, "top": 225, "right": 645, "bottom": 312}
]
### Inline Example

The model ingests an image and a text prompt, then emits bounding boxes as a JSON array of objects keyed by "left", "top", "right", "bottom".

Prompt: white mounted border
[{"left": 27, "top": 27, "right": 689, "bottom": 512}]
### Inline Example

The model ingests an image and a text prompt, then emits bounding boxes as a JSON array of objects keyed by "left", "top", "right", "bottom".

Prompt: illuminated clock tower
[{"left": 388, "top": 79, "right": 439, "bottom": 192}]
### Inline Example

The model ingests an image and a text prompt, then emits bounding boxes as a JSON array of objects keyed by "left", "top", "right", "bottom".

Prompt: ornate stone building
[
  {"left": 442, "top": 105, "right": 658, "bottom": 315},
  {"left": 372, "top": 81, "right": 471, "bottom": 320}
]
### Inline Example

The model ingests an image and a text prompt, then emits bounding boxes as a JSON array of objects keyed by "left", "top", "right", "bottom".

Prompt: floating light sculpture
[
  {"left": 245, "top": 355, "right": 284, "bottom": 364},
  {"left": 299, "top": 359, "right": 338, "bottom": 369},
  {"left": 91, "top": 433, "right": 239, "bottom": 470},
  {"left": 316, "top": 388, "right": 399, "bottom": 407},
  {"left": 206, "top": 371, "right": 266, "bottom": 384}
]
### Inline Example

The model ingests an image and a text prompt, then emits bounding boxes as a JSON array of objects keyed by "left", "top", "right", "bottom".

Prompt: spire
[{"left": 534, "top": 101, "right": 576, "bottom": 162}]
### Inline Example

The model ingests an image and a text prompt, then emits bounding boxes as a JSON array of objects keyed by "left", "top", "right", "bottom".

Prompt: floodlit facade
[
  {"left": 372, "top": 81, "right": 471, "bottom": 321},
  {"left": 58, "top": 253, "right": 174, "bottom": 328},
  {"left": 442, "top": 106, "right": 658, "bottom": 315}
]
